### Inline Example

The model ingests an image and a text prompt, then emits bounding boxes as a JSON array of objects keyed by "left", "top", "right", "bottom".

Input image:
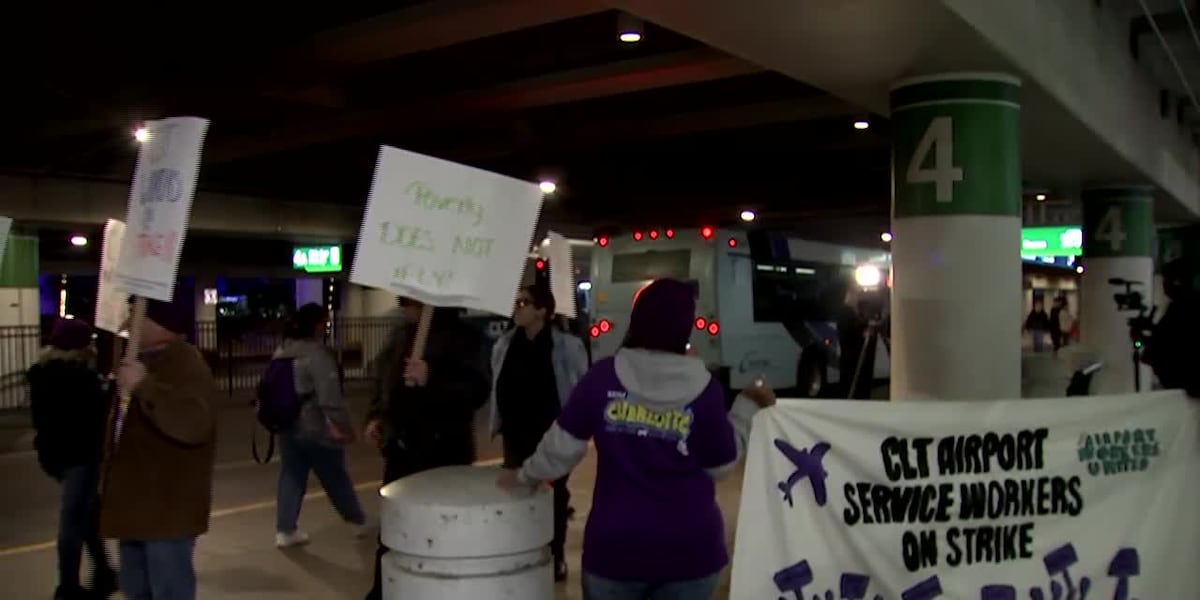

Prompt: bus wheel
[{"left": 796, "top": 352, "right": 825, "bottom": 398}]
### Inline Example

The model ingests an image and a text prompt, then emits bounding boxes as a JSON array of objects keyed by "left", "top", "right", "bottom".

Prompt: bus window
[
  {"left": 612, "top": 250, "right": 691, "bottom": 283},
  {"left": 751, "top": 260, "right": 848, "bottom": 323}
]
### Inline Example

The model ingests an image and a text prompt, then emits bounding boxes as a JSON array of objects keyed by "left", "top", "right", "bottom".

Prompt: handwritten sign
[
  {"left": 113, "top": 116, "right": 209, "bottom": 302},
  {"left": 544, "top": 231, "right": 577, "bottom": 319},
  {"left": 94, "top": 219, "right": 129, "bottom": 333},
  {"left": 351, "top": 146, "right": 543, "bottom": 316},
  {"left": 0, "top": 216, "right": 10, "bottom": 264},
  {"left": 730, "top": 390, "right": 1200, "bottom": 599}
]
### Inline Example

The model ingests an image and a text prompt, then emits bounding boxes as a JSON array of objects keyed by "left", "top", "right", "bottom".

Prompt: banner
[
  {"left": 544, "top": 231, "right": 577, "bottom": 319},
  {"left": 114, "top": 116, "right": 208, "bottom": 302},
  {"left": 351, "top": 145, "right": 543, "bottom": 316},
  {"left": 95, "top": 219, "right": 128, "bottom": 333},
  {"left": 730, "top": 391, "right": 1200, "bottom": 599}
]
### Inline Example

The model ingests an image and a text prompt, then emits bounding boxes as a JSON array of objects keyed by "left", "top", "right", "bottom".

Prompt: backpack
[{"left": 252, "top": 357, "right": 302, "bottom": 463}]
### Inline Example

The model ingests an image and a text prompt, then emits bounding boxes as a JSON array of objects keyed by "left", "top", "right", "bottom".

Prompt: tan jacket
[{"left": 99, "top": 339, "right": 218, "bottom": 540}]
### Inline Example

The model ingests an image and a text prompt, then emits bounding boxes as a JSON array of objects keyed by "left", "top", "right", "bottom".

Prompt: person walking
[
  {"left": 100, "top": 299, "right": 218, "bottom": 600},
  {"left": 498, "top": 278, "right": 775, "bottom": 600},
  {"left": 489, "top": 284, "right": 588, "bottom": 581},
  {"left": 272, "top": 303, "right": 367, "bottom": 548},
  {"left": 362, "top": 298, "right": 490, "bottom": 600},
  {"left": 28, "top": 319, "right": 118, "bottom": 599}
]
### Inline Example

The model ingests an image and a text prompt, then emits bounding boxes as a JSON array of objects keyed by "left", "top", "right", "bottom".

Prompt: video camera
[{"left": 1109, "top": 278, "right": 1156, "bottom": 347}]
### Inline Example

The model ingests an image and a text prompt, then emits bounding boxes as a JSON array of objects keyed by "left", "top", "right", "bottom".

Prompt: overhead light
[
  {"left": 578, "top": 281, "right": 592, "bottom": 292},
  {"left": 617, "top": 13, "right": 643, "bottom": 43},
  {"left": 133, "top": 127, "right": 149, "bottom": 143},
  {"left": 739, "top": 210, "right": 757, "bottom": 222},
  {"left": 70, "top": 235, "right": 88, "bottom": 247},
  {"left": 1075, "top": 265, "right": 1084, "bottom": 274},
  {"left": 539, "top": 180, "right": 557, "bottom": 194},
  {"left": 1035, "top": 193, "right": 1047, "bottom": 202},
  {"left": 881, "top": 232, "right": 893, "bottom": 243},
  {"left": 854, "top": 264, "right": 883, "bottom": 288},
  {"left": 853, "top": 120, "right": 870, "bottom": 130}
]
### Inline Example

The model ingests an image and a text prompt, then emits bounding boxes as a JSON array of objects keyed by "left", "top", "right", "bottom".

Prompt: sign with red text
[
  {"left": 351, "top": 145, "right": 543, "bottom": 316},
  {"left": 113, "top": 116, "right": 208, "bottom": 302},
  {"left": 95, "top": 219, "right": 128, "bottom": 333},
  {"left": 730, "top": 391, "right": 1200, "bottom": 599}
]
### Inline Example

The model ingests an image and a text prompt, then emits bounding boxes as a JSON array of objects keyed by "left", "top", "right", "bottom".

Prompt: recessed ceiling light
[
  {"left": 619, "top": 31, "right": 642, "bottom": 43},
  {"left": 539, "top": 180, "right": 557, "bottom": 194},
  {"left": 880, "top": 232, "right": 893, "bottom": 243},
  {"left": 70, "top": 235, "right": 88, "bottom": 247},
  {"left": 853, "top": 120, "right": 870, "bottom": 130},
  {"left": 1035, "top": 193, "right": 1047, "bottom": 201},
  {"left": 739, "top": 210, "right": 757, "bottom": 222},
  {"left": 133, "top": 127, "right": 149, "bottom": 143}
]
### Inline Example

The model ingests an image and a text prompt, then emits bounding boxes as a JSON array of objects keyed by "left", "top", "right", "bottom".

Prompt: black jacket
[
  {"left": 26, "top": 348, "right": 111, "bottom": 479},
  {"left": 366, "top": 308, "right": 489, "bottom": 461},
  {"left": 1143, "top": 294, "right": 1200, "bottom": 396}
]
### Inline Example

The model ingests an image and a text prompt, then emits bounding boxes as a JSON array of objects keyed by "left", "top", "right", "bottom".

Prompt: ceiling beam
[
  {"left": 205, "top": 48, "right": 763, "bottom": 165},
  {"left": 297, "top": 0, "right": 610, "bottom": 66}
]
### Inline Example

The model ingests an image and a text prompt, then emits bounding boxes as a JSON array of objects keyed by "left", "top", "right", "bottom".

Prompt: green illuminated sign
[
  {"left": 293, "top": 245, "right": 342, "bottom": 273},
  {"left": 1021, "top": 226, "right": 1082, "bottom": 258}
]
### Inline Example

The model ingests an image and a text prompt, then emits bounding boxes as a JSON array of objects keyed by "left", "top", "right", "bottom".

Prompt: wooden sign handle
[
  {"left": 405, "top": 304, "right": 434, "bottom": 387},
  {"left": 119, "top": 296, "right": 148, "bottom": 410}
]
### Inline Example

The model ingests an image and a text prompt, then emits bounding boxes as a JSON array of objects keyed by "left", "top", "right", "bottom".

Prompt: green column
[
  {"left": 1081, "top": 188, "right": 1154, "bottom": 260},
  {"left": 1079, "top": 187, "right": 1155, "bottom": 393},
  {"left": 0, "top": 235, "right": 38, "bottom": 288},
  {"left": 890, "top": 73, "right": 1022, "bottom": 401}
]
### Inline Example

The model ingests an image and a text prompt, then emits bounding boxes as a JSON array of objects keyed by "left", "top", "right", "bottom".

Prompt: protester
[
  {"left": 28, "top": 319, "right": 118, "bottom": 600},
  {"left": 272, "top": 303, "right": 367, "bottom": 548},
  {"left": 362, "top": 297, "right": 490, "bottom": 600},
  {"left": 100, "top": 299, "right": 218, "bottom": 600},
  {"left": 489, "top": 284, "right": 588, "bottom": 581},
  {"left": 498, "top": 278, "right": 776, "bottom": 599},
  {"left": 1142, "top": 259, "right": 1200, "bottom": 396}
]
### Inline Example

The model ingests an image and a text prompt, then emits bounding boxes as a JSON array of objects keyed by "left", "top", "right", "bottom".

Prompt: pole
[{"left": 118, "top": 296, "right": 147, "bottom": 413}]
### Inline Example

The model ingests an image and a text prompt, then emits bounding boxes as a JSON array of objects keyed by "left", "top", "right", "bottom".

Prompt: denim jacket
[{"left": 488, "top": 327, "right": 589, "bottom": 436}]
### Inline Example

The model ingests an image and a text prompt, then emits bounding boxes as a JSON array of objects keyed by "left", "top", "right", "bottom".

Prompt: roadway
[{"left": 0, "top": 390, "right": 745, "bottom": 599}]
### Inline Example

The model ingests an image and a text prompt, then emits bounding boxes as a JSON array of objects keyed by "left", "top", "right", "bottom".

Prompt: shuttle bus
[{"left": 587, "top": 227, "right": 890, "bottom": 397}]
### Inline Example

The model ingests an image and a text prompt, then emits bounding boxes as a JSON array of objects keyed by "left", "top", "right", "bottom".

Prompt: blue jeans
[
  {"left": 276, "top": 431, "right": 365, "bottom": 533},
  {"left": 57, "top": 464, "right": 112, "bottom": 588},
  {"left": 118, "top": 538, "right": 196, "bottom": 600},
  {"left": 582, "top": 571, "right": 722, "bottom": 600}
]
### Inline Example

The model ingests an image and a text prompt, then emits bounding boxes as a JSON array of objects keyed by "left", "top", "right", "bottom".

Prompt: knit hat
[
  {"left": 623, "top": 279, "right": 695, "bottom": 354},
  {"left": 49, "top": 318, "right": 93, "bottom": 351}
]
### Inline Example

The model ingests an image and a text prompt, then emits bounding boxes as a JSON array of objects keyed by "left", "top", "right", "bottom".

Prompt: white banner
[
  {"left": 95, "top": 219, "right": 129, "bottom": 333},
  {"left": 114, "top": 116, "right": 209, "bottom": 302},
  {"left": 544, "top": 231, "right": 577, "bottom": 319},
  {"left": 351, "top": 146, "right": 543, "bottom": 316},
  {"left": 0, "top": 216, "right": 11, "bottom": 264},
  {"left": 731, "top": 391, "right": 1200, "bottom": 599}
]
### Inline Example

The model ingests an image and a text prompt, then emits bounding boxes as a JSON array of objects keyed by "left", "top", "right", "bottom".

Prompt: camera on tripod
[{"left": 1109, "top": 278, "right": 1156, "bottom": 348}]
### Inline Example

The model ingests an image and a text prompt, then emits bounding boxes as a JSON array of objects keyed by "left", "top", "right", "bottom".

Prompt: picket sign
[
  {"left": 0, "top": 216, "right": 11, "bottom": 263},
  {"left": 112, "top": 116, "right": 209, "bottom": 409},
  {"left": 350, "top": 145, "right": 543, "bottom": 362},
  {"left": 543, "top": 231, "right": 577, "bottom": 319},
  {"left": 729, "top": 390, "right": 1200, "bottom": 599},
  {"left": 95, "top": 218, "right": 129, "bottom": 334}
]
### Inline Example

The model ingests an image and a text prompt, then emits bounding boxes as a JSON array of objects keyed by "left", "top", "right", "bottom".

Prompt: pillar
[
  {"left": 889, "top": 73, "right": 1023, "bottom": 401},
  {"left": 1079, "top": 187, "right": 1155, "bottom": 393},
  {"left": 380, "top": 465, "right": 553, "bottom": 599}
]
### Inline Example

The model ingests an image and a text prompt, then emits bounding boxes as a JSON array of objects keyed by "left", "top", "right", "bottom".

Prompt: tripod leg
[{"left": 848, "top": 329, "right": 873, "bottom": 399}]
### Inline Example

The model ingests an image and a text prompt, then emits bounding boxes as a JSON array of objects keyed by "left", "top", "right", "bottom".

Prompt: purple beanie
[
  {"left": 49, "top": 319, "right": 93, "bottom": 351},
  {"left": 623, "top": 279, "right": 695, "bottom": 354}
]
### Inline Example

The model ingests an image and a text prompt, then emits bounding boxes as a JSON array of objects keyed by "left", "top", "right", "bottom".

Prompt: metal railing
[{"left": 0, "top": 318, "right": 398, "bottom": 410}]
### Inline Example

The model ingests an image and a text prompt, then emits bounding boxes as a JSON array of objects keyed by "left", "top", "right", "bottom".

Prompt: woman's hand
[
  {"left": 741, "top": 379, "right": 777, "bottom": 408},
  {"left": 496, "top": 468, "right": 529, "bottom": 490}
]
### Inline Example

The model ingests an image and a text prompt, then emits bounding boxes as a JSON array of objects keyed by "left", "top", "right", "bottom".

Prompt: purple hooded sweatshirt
[{"left": 518, "top": 279, "right": 761, "bottom": 583}]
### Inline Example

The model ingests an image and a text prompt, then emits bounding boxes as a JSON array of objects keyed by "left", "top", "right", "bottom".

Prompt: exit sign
[{"left": 293, "top": 245, "right": 342, "bottom": 273}]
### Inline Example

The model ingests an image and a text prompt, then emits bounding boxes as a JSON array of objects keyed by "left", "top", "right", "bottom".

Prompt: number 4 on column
[{"left": 906, "top": 116, "right": 963, "bottom": 203}]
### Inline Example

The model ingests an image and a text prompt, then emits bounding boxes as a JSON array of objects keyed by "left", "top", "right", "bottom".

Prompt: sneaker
[{"left": 275, "top": 531, "right": 311, "bottom": 548}]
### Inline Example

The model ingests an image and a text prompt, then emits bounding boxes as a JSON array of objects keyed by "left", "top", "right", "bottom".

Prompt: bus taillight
[
  {"left": 598, "top": 319, "right": 612, "bottom": 334},
  {"left": 707, "top": 321, "right": 720, "bottom": 336},
  {"left": 700, "top": 227, "right": 714, "bottom": 240},
  {"left": 590, "top": 326, "right": 601, "bottom": 338},
  {"left": 633, "top": 231, "right": 644, "bottom": 242},
  {"left": 649, "top": 229, "right": 659, "bottom": 240},
  {"left": 665, "top": 229, "right": 675, "bottom": 239},
  {"left": 694, "top": 317, "right": 707, "bottom": 330},
  {"left": 597, "top": 236, "right": 609, "bottom": 248}
]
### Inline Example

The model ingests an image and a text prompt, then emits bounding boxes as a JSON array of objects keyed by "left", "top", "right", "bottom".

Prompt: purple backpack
[{"left": 255, "top": 357, "right": 302, "bottom": 433}]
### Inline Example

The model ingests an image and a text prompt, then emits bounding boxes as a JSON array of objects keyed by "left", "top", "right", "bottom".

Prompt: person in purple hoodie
[{"left": 498, "top": 278, "right": 775, "bottom": 599}]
